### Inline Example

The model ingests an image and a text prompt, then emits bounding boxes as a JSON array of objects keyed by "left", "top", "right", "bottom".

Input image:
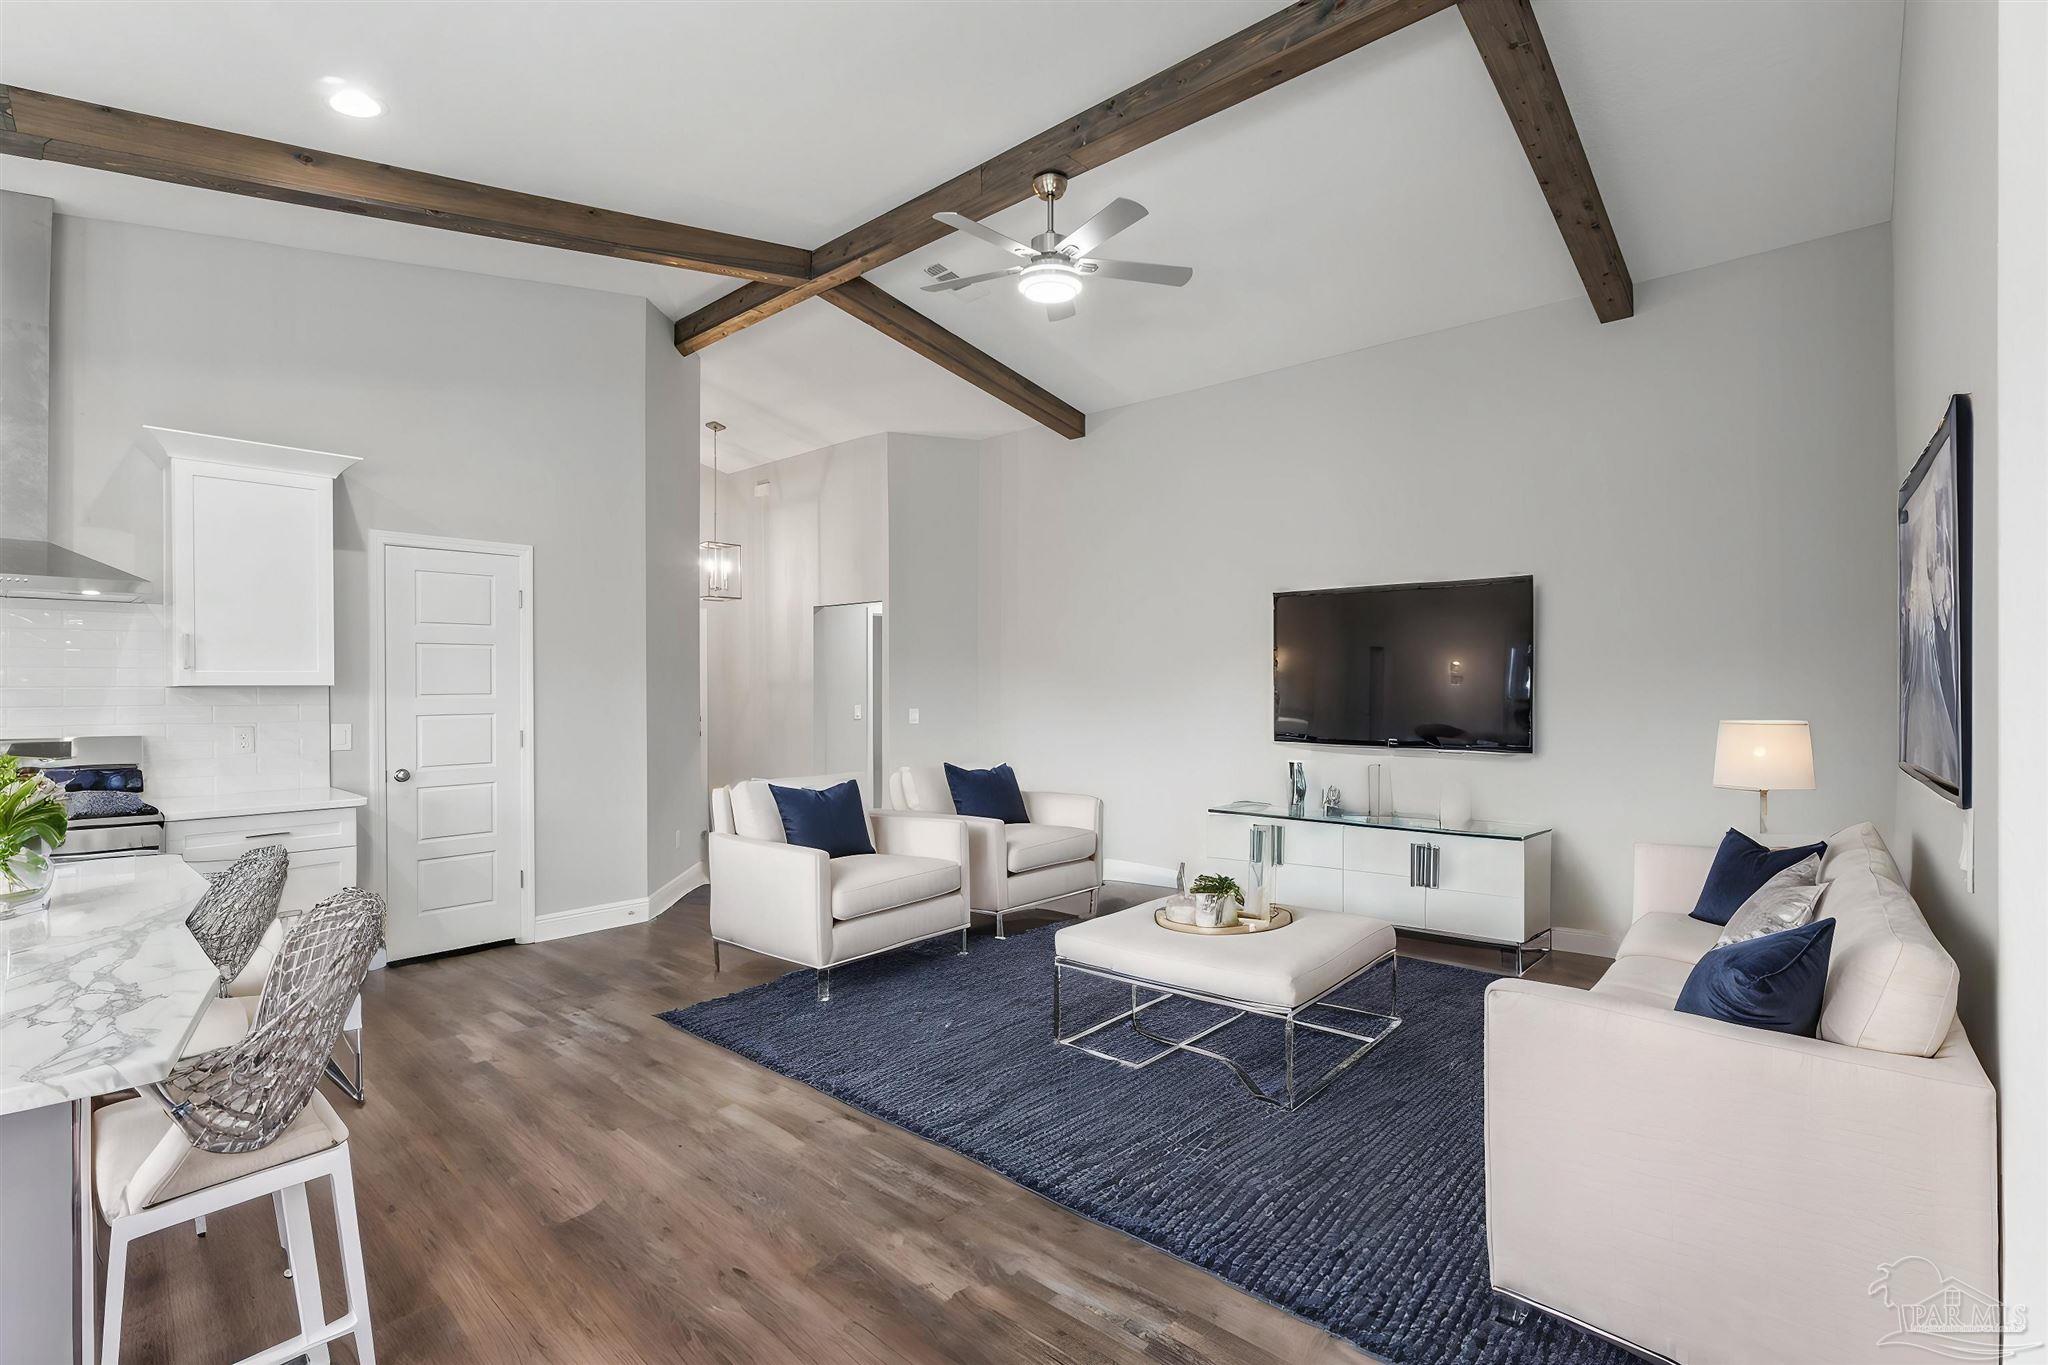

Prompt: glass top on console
[{"left": 1208, "top": 800, "right": 1552, "bottom": 842}]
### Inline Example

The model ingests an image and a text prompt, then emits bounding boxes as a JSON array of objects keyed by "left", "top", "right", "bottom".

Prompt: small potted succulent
[
  {"left": 0, "top": 754, "right": 67, "bottom": 917},
  {"left": 1188, "top": 873, "right": 1244, "bottom": 928}
]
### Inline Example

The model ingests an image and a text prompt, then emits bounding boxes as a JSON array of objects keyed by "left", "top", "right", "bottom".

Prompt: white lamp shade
[{"left": 1713, "top": 720, "right": 1815, "bottom": 792}]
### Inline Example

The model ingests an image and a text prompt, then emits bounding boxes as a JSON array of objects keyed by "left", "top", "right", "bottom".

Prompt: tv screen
[{"left": 1274, "top": 576, "right": 1534, "bottom": 751}]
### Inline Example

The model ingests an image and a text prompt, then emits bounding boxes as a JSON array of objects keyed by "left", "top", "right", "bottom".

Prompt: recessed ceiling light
[{"left": 320, "top": 79, "right": 383, "bottom": 118}]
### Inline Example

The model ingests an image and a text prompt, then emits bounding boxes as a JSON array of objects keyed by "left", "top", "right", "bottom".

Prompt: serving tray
[{"left": 1153, "top": 905, "right": 1295, "bottom": 936}]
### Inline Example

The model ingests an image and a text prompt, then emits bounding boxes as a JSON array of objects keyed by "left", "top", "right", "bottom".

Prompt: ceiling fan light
[{"left": 1017, "top": 263, "right": 1083, "bottom": 305}]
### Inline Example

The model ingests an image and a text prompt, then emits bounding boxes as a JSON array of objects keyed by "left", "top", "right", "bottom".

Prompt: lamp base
[{"left": 1757, "top": 788, "right": 1770, "bottom": 838}]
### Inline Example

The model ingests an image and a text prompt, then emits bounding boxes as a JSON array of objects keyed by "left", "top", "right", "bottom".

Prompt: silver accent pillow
[{"left": 1716, "top": 854, "right": 1828, "bottom": 946}]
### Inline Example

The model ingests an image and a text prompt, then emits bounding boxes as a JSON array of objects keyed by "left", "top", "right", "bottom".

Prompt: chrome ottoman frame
[{"left": 1052, "top": 948, "right": 1402, "bottom": 1111}]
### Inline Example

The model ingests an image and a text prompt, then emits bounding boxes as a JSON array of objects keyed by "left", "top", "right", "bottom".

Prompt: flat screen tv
[{"left": 1274, "top": 576, "right": 1534, "bottom": 751}]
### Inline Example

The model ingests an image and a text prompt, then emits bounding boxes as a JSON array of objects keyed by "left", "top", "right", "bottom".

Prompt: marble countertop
[
  {"left": 1, "top": 856, "right": 218, "bottom": 1115},
  {"left": 152, "top": 787, "right": 367, "bottom": 822}
]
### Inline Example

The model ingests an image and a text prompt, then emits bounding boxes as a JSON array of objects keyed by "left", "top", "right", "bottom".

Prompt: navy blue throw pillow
[
  {"left": 1688, "top": 828, "right": 1828, "bottom": 925},
  {"left": 944, "top": 762, "right": 1030, "bottom": 823},
  {"left": 769, "top": 780, "right": 874, "bottom": 858},
  {"left": 1675, "top": 918, "right": 1835, "bottom": 1036}
]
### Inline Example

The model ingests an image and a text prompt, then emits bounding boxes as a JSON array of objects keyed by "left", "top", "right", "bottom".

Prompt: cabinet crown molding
[{"left": 142, "top": 425, "right": 361, "bottom": 479}]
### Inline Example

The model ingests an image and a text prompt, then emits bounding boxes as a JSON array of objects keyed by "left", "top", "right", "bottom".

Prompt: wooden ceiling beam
[
  {"left": 0, "top": 86, "right": 814, "bottom": 286},
  {"left": 676, "top": 0, "right": 1458, "bottom": 353},
  {"left": 1457, "top": 0, "right": 1632, "bottom": 321},
  {"left": 822, "top": 279, "right": 1085, "bottom": 440}
]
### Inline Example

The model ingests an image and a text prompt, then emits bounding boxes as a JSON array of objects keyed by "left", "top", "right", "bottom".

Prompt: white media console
[{"left": 1202, "top": 801, "right": 1554, "bottom": 974}]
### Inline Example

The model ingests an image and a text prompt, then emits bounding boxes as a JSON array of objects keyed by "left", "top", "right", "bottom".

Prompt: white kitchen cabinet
[
  {"left": 163, "top": 803, "right": 360, "bottom": 914},
  {"left": 145, "top": 426, "right": 360, "bottom": 687}
]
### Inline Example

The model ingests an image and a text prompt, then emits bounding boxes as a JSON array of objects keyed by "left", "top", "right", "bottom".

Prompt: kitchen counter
[
  {"left": 1, "top": 854, "right": 217, "bottom": 1114},
  {"left": 151, "top": 786, "right": 367, "bottom": 822},
  {"left": 2, "top": 854, "right": 218, "bottom": 1363}
]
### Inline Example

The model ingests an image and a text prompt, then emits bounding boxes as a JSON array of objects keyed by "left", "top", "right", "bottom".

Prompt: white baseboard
[
  {"left": 1552, "top": 927, "right": 1619, "bottom": 959},
  {"left": 1104, "top": 858, "right": 1178, "bottom": 888},
  {"left": 532, "top": 896, "right": 650, "bottom": 943},
  {"left": 531, "top": 861, "right": 708, "bottom": 943},
  {"left": 649, "top": 862, "right": 707, "bottom": 917}
]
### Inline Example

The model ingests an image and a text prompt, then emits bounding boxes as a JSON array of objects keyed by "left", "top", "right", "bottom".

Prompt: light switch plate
[
  {"left": 907, "top": 707, "right": 920, "bottom": 725},
  {"left": 330, "top": 723, "right": 353, "bottom": 752}
]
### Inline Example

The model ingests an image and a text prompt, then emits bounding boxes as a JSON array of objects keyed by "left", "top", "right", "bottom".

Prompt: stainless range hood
[{"left": 1, "top": 191, "right": 151, "bottom": 602}]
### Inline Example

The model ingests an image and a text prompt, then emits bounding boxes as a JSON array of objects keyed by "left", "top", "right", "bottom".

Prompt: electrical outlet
[
  {"left": 907, "top": 707, "right": 920, "bottom": 725},
  {"left": 230, "top": 724, "right": 256, "bottom": 754},
  {"left": 853, "top": 703, "right": 863, "bottom": 720},
  {"left": 330, "top": 722, "right": 353, "bottom": 752}
]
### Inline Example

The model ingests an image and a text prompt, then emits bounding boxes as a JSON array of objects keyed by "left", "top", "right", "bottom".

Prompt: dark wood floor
[{"left": 106, "top": 886, "right": 1606, "bottom": 1364}]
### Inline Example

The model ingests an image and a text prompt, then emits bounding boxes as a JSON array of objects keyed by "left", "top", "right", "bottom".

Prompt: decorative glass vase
[{"left": 1, "top": 835, "right": 57, "bottom": 918}]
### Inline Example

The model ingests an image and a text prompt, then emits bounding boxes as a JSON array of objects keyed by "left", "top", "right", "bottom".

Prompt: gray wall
[
  {"left": 702, "top": 435, "right": 886, "bottom": 786},
  {"left": 979, "top": 226, "right": 1902, "bottom": 950},
  {"left": 1891, "top": 0, "right": 2000, "bottom": 1073},
  {"left": 44, "top": 216, "right": 699, "bottom": 918},
  {"left": 644, "top": 303, "right": 705, "bottom": 900},
  {"left": 884, "top": 434, "right": 987, "bottom": 771},
  {"left": 702, "top": 430, "right": 993, "bottom": 791}
]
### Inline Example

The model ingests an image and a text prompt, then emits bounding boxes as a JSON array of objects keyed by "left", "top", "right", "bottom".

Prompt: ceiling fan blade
[
  {"left": 1081, "top": 258, "right": 1193, "bottom": 287},
  {"left": 1056, "top": 198, "right": 1147, "bottom": 259},
  {"left": 1046, "top": 299, "right": 1077, "bottom": 322},
  {"left": 920, "top": 267, "right": 1022, "bottom": 293},
  {"left": 934, "top": 212, "right": 1035, "bottom": 259}
]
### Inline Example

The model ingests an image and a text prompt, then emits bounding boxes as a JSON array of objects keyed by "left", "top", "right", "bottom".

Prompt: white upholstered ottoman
[{"left": 1052, "top": 899, "right": 1401, "bottom": 1110}]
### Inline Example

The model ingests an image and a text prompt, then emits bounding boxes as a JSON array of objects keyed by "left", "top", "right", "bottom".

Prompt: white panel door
[{"left": 382, "top": 544, "right": 524, "bottom": 960}]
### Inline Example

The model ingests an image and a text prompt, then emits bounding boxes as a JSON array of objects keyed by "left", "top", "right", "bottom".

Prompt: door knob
[{"left": 392, "top": 768, "right": 411, "bottom": 783}]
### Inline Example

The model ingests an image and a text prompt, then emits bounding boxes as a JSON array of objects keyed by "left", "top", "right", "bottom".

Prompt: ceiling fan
[{"left": 921, "top": 171, "right": 1192, "bottom": 321}]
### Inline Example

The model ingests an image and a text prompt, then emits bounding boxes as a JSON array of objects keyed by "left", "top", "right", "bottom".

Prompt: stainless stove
[{"left": 1, "top": 735, "right": 165, "bottom": 861}]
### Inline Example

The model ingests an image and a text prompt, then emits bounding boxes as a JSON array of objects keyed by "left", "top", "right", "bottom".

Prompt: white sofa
[
  {"left": 888, "top": 765, "right": 1102, "bottom": 938},
  {"left": 1485, "top": 822, "right": 1997, "bottom": 1364},
  {"left": 708, "top": 771, "right": 970, "bottom": 1000}
]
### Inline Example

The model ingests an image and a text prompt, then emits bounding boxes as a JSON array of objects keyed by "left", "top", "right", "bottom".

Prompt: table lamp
[{"left": 1713, "top": 720, "right": 1814, "bottom": 836}]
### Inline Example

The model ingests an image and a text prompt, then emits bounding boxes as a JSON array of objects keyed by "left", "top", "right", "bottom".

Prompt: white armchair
[
  {"left": 887, "top": 765, "right": 1102, "bottom": 938},
  {"left": 708, "top": 771, "right": 970, "bottom": 1001}
]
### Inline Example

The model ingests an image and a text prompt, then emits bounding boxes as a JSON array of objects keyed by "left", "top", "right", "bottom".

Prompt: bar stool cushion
[
  {"left": 1055, "top": 905, "right": 1395, "bottom": 1011},
  {"left": 94, "top": 1091, "right": 349, "bottom": 1220},
  {"left": 180, "top": 996, "right": 254, "bottom": 1058},
  {"left": 224, "top": 918, "right": 285, "bottom": 998}
]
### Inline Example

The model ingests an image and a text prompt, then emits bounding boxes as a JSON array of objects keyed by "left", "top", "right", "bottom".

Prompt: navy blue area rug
[{"left": 660, "top": 927, "right": 1628, "bottom": 1365}]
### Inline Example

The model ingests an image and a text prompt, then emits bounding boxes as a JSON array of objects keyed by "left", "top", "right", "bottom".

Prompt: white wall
[
  {"left": 1995, "top": 0, "right": 2048, "bottom": 1329},
  {"left": 644, "top": 304, "right": 704, "bottom": 903},
  {"left": 980, "top": 226, "right": 1900, "bottom": 950},
  {"left": 38, "top": 216, "right": 699, "bottom": 921},
  {"left": 1891, "top": 0, "right": 2000, "bottom": 1070}
]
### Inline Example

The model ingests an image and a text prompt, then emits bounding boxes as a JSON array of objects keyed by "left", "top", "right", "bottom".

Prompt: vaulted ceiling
[{"left": 0, "top": 0, "right": 1903, "bottom": 468}]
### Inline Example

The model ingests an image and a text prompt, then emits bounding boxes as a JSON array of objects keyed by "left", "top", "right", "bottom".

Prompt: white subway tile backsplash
[{"left": 0, "top": 601, "right": 331, "bottom": 798}]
